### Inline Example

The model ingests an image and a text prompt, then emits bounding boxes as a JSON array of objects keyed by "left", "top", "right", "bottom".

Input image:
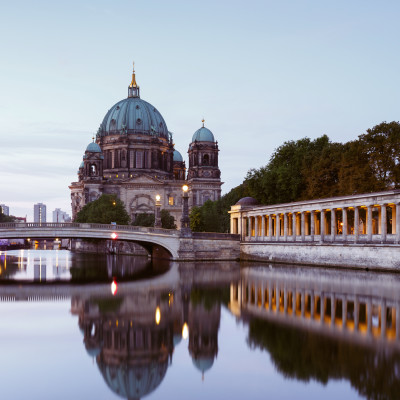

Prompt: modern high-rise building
[
  {"left": 52, "top": 208, "right": 71, "bottom": 223},
  {"left": 0, "top": 204, "right": 9, "bottom": 216},
  {"left": 34, "top": 203, "right": 46, "bottom": 223}
]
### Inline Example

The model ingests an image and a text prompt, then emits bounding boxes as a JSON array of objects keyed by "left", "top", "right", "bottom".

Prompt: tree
[
  {"left": 75, "top": 194, "right": 130, "bottom": 225},
  {"left": 0, "top": 211, "right": 15, "bottom": 223},
  {"left": 160, "top": 209, "right": 176, "bottom": 229},
  {"left": 132, "top": 213, "right": 155, "bottom": 227}
]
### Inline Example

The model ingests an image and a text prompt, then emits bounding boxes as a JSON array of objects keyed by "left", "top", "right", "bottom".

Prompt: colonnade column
[
  {"left": 268, "top": 215, "right": 272, "bottom": 240},
  {"left": 354, "top": 207, "right": 359, "bottom": 243},
  {"left": 367, "top": 205, "right": 373, "bottom": 241},
  {"left": 276, "top": 214, "right": 280, "bottom": 241},
  {"left": 292, "top": 213, "right": 296, "bottom": 242},
  {"left": 310, "top": 210, "right": 315, "bottom": 241},
  {"left": 397, "top": 203, "right": 400, "bottom": 244},
  {"left": 320, "top": 210, "right": 325, "bottom": 243},
  {"left": 261, "top": 216, "right": 266, "bottom": 240},
  {"left": 343, "top": 207, "right": 348, "bottom": 241},
  {"left": 301, "top": 212, "right": 305, "bottom": 242},
  {"left": 283, "top": 213, "right": 288, "bottom": 241},
  {"left": 381, "top": 204, "right": 387, "bottom": 243},
  {"left": 255, "top": 216, "right": 259, "bottom": 240},
  {"left": 331, "top": 208, "right": 336, "bottom": 242}
]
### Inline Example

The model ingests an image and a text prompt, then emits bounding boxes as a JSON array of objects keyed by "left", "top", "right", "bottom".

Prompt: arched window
[{"left": 90, "top": 164, "right": 97, "bottom": 176}]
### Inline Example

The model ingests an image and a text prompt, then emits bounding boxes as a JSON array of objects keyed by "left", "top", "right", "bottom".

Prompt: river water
[{"left": 0, "top": 249, "right": 398, "bottom": 400}]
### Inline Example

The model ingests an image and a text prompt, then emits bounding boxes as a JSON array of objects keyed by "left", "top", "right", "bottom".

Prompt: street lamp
[
  {"left": 155, "top": 194, "right": 161, "bottom": 228},
  {"left": 180, "top": 184, "right": 191, "bottom": 236}
]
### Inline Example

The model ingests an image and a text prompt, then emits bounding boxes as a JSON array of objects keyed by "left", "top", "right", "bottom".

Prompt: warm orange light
[
  {"left": 156, "top": 194, "right": 161, "bottom": 202},
  {"left": 111, "top": 232, "right": 118, "bottom": 240},
  {"left": 182, "top": 322, "right": 189, "bottom": 339},
  {"left": 111, "top": 280, "right": 118, "bottom": 295},
  {"left": 155, "top": 306, "right": 161, "bottom": 325}
]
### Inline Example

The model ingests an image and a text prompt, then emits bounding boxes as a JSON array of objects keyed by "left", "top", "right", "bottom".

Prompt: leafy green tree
[
  {"left": 132, "top": 213, "right": 155, "bottom": 227},
  {"left": 160, "top": 209, "right": 176, "bottom": 229},
  {"left": 189, "top": 206, "right": 203, "bottom": 231},
  {"left": 0, "top": 211, "right": 15, "bottom": 223},
  {"left": 75, "top": 194, "right": 130, "bottom": 225}
]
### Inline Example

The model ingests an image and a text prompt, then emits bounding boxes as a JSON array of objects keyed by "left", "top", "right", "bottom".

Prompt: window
[
  {"left": 168, "top": 196, "right": 174, "bottom": 206},
  {"left": 136, "top": 151, "right": 143, "bottom": 168}
]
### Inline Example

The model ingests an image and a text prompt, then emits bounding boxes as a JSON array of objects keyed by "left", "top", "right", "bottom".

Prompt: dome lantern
[{"left": 128, "top": 62, "right": 140, "bottom": 98}]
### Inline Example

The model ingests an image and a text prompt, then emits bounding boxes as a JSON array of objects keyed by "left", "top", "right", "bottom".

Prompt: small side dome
[
  {"left": 79, "top": 161, "right": 84, "bottom": 169},
  {"left": 86, "top": 142, "right": 102, "bottom": 153},
  {"left": 192, "top": 357, "right": 214, "bottom": 374},
  {"left": 192, "top": 127, "right": 215, "bottom": 142},
  {"left": 173, "top": 149, "right": 183, "bottom": 162},
  {"left": 235, "top": 197, "right": 258, "bottom": 206}
]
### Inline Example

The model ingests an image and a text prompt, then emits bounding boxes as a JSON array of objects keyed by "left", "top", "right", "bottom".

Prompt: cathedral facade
[{"left": 69, "top": 65, "right": 222, "bottom": 227}]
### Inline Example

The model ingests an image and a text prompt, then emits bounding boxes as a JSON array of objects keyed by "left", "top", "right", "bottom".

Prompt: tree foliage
[
  {"left": 160, "top": 209, "right": 177, "bottom": 229},
  {"left": 132, "top": 210, "right": 176, "bottom": 229},
  {"left": 0, "top": 211, "right": 15, "bottom": 223},
  {"left": 75, "top": 194, "right": 130, "bottom": 225}
]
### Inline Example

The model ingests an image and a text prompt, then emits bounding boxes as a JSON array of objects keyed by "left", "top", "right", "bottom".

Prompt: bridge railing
[
  {"left": 0, "top": 222, "right": 179, "bottom": 236},
  {"left": 192, "top": 232, "right": 240, "bottom": 240}
]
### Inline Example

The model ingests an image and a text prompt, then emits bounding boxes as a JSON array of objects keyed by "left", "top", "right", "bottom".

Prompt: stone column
[
  {"left": 342, "top": 299, "right": 346, "bottom": 327},
  {"left": 381, "top": 204, "right": 387, "bottom": 243},
  {"left": 343, "top": 207, "right": 348, "bottom": 241},
  {"left": 354, "top": 206, "right": 359, "bottom": 243},
  {"left": 301, "top": 291, "right": 305, "bottom": 318},
  {"left": 381, "top": 300, "right": 386, "bottom": 339},
  {"left": 320, "top": 294, "right": 324, "bottom": 324},
  {"left": 331, "top": 208, "right": 336, "bottom": 242},
  {"left": 392, "top": 205, "right": 396, "bottom": 235},
  {"left": 242, "top": 217, "right": 247, "bottom": 240},
  {"left": 301, "top": 212, "right": 305, "bottom": 242},
  {"left": 261, "top": 216, "right": 266, "bottom": 240},
  {"left": 284, "top": 288, "right": 288, "bottom": 314},
  {"left": 367, "top": 205, "right": 373, "bottom": 241},
  {"left": 320, "top": 210, "right": 325, "bottom": 243},
  {"left": 310, "top": 292, "right": 315, "bottom": 319},
  {"left": 255, "top": 216, "right": 259, "bottom": 240},
  {"left": 292, "top": 213, "right": 297, "bottom": 242},
  {"left": 396, "top": 303, "right": 400, "bottom": 340},
  {"left": 310, "top": 210, "right": 315, "bottom": 241},
  {"left": 276, "top": 214, "right": 280, "bottom": 241},
  {"left": 283, "top": 213, "right": 288, "bottom": 241},
  {"left": 367, "top": 298, "right": 372, "bottom": 337},
  {"left": 397, "top": 204, "right": 400, "bottom": 244},
  {"left": 268, "top": 284, "right": 272, "bottom": 311},
  {"left": 261, "top": 284, "right": 265, "bottom": 307}
]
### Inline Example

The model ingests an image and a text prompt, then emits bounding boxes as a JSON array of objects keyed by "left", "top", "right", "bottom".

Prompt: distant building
[
  {"left": 52, "top": 208, "right": 71, "bottom": 223},
  {"left": 0, "top": 204, "right": 9, "bottom": 216},
  {"left": 34, "top": 203, "right": 46, "bottom": 223}
]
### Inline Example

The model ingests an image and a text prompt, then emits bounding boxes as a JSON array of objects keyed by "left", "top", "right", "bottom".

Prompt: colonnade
[
  {"left": 230, "top": 278, "right": 400, "bottom": 342},
  {"left": 230, "top": 191, "right": 400, "bottom": 243}
]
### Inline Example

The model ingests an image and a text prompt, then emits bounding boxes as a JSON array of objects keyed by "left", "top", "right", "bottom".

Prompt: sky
[{"left": 1, "top": 0, "right": 400, "bottom": 221}]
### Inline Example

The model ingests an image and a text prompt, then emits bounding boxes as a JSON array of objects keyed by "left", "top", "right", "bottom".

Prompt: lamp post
[
  {"left": 180, "top": 184, "right": 191, "bottom": 236},
  {"left": 155, "top": 194, "right": 162, "bottom": 228}
]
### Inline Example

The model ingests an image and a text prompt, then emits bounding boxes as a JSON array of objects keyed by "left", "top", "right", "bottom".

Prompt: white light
[
  {"left": 182, "top": 322, "right": 189, "bottom": 339},
  {"left": 182, "top": 185, "right": 189, "bottom": 192}
]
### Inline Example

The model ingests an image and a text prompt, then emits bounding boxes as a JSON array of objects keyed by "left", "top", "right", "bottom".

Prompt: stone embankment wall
[
  {"left": 71, "top": 239, "right": 148, "bottom": 256},
  {"left": 240, "top": 242, "right": 400, "bottom": 271}
]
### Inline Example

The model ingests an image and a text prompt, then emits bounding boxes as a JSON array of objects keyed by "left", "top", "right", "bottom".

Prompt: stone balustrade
[{"left": 229, "top": 190, "right": 400, "bottom": 244}]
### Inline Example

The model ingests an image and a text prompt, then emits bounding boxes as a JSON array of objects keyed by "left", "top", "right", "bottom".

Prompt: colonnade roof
[{"left": 231, "top": 189, "right": 400, "bottom": 215}]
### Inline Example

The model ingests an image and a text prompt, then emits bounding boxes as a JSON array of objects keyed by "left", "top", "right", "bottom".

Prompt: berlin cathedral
[{"left": 70, "top": 64, "right": 222, "bottom": 226}]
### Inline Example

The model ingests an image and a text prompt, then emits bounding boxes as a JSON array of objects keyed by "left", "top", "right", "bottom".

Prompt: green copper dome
[
  {"left": 173, "top": 149, "right": 183, "bottom": 162},
  {"left": 192, "top": 126, "right": 215, "bottom": 142},
  {"left": 86, "top": 142, "right": 102, "bottom": 153}
]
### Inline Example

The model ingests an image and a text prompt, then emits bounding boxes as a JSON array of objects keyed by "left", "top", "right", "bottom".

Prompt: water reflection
[
  {"left": 0, "top": 250, "right": 169, "bottom": 283},
  {"left": 1, "top": 253, "right": 400, "bottom": 399}
]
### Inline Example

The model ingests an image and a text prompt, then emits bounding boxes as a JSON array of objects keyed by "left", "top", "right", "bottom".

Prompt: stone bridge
[{"left": 0, "top": 223, "right": 240, "bottom": 261}]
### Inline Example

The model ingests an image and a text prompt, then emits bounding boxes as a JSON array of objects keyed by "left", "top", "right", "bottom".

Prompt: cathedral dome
[
  {"left": 173, "top": 149, "right": 183, "bottom": 162},
  {"left": 98, "top": 97, "right": 169, "bottom": 139},
  {"left": 86, "top": 142, "right": 102, "bottom": 153},
  {"left": 192, "top": 126, "right": 215, "bottom": 142}
]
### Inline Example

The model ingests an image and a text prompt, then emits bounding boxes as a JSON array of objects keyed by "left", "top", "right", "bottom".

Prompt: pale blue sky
[{"left": 1, "top": 0, "right": 400, "bottom": 220}]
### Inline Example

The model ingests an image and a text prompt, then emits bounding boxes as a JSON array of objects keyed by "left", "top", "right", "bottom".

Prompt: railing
[
  {"left": 192, "top": 232, "right": 240, "bottom": 240},
  {"left": 0, "top": 222, "right": 179, "bottom": 236}
]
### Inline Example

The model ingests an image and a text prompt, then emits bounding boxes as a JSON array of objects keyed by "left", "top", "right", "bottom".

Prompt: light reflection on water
[{"left": 0, "top": 250, "right": 399, "bottom": 400}]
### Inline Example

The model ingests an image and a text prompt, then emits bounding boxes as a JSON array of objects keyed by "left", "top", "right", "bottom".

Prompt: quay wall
[{"left": 240, "top": 242, "right": 400, "bottom": 271}]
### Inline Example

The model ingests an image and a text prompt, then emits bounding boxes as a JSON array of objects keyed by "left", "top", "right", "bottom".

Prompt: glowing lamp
[
  {"left": 182, "top": 322, "right": 189, "bottom": 339},
  {"left": 155, "top": 306, "right": 161, "bottom": 325},
  {"left": 182, "top": 184, "right": 189, "bottom": 192},
  {"left": 111, "top": 232, "right": 118, "bottom": 240},
  {"left": 156, "top": 194, "right": 161, "bottom": 202},
  {"left": 111, "top": 280, "right": 118, "bottom": 296}
]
